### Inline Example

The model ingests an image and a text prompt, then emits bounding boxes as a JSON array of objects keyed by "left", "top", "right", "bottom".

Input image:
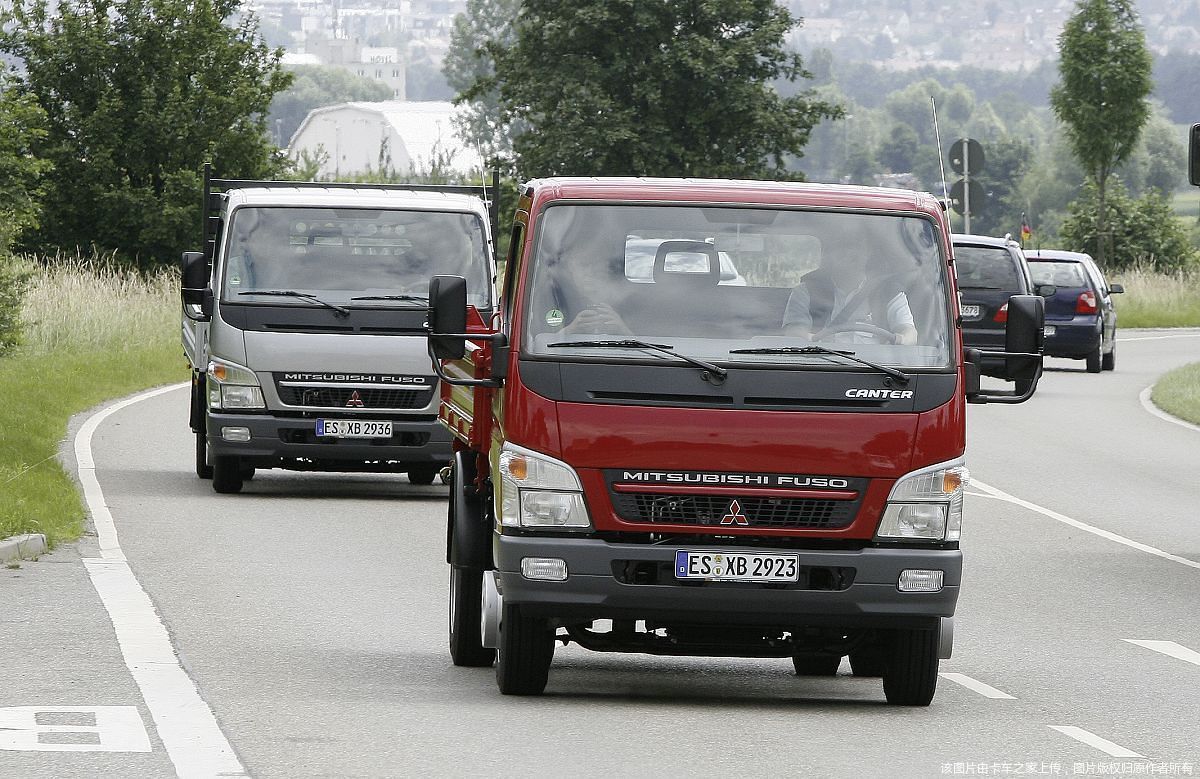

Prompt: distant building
[
  {"left": 288, "top": 100, "right": 484, "bottom": 179},
  {"left": 306, "top": 38, "right": 406, "bottom": 99}
]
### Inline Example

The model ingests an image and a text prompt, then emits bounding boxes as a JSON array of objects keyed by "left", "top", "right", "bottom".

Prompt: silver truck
[{"left": 181, "top": 169, "right": 497, "bottom": 493}]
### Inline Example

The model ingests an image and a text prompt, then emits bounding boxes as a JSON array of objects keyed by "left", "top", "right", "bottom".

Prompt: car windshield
[
  {"left": 522, "top": 204, "right": 952, "bottom": 369},
  {"left": 954, "top": 245, "right": 1021, "bottom": 289},
  {"left": 221, "top": 206, "right": 490, "bottom": 308},
  {"left": 1029, "top": 261, "right": 1088, "bottom": 289}
]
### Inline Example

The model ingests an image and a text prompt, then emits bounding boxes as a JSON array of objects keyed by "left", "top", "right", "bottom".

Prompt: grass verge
[
  {"left": 1151, "top": 362, "right": 1200, "bottom": 427},
  {"left": 1112, "top": 265, "right": 1200, "bottom": 328},
  {"left": 0, "top": 256, "right": 185, "bottom": 545}
]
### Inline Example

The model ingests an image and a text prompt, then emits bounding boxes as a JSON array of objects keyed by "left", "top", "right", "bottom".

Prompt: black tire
[
  {"left": 211, "top": 455, "right": 245, "bottom": 494},
  {"left": 882, "top": 629, "right": 940, "bottom": 706},
  {"left": 848, "top": 647, "right": 887, "bottom": 677},
  {"left": 449, "top": 565, "right": 496, "bottom": 667},
  {"left": 495, "top": 603, "right": 554, "bottom": 695},
  {"left": 195, "top": 429, "right": 213, "bottom": 479},
  {"left": 1102, "top": 341, "right": 1115, "bottom": 371},
  {"left": 791, "top": 654, "right": 841, "bottom": 676},
  {"left": 1085, "top": 341, "right": 1102, "bottom": 373},
  {"left": 408, "top": 467, "right": 439, "bottom": 486},
  {"left": 239, "top": 464, "right": 256, "bottom": 481}
]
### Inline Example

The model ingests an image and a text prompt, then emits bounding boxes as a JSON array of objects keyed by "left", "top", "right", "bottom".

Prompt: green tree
[
  {"left": 1050, "top": 0, "right": 1152, "bottom": 267},
  {"left": 970, "top": 136, "right": 1032, "bottom": 238},
  {"left": 1060, "top": 179, "right": 1197, "bottom": 269},
  {"left": 443, "top": 0, "right": 522, "bottom": 166},
  {"left": 472, "top": 0, "right": 841, "bottom": 178},
  {"left": 268, "top": 66, "right": 392, "bottom": 147},
  {"left": 0, "top": 0, "right": 292, "bottom": 267},
  {"left": 878, "top": 123, "right": 919, "bottom": 173}
]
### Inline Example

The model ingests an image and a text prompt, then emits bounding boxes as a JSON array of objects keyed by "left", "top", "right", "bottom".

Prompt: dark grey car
[{"left": 952, "top": 234, "right": 1036, "bottom": 377}]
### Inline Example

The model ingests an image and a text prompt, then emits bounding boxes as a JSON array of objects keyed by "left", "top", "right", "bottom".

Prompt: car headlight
[
  {"left": 497, "top": 443, "right": 591, "bottom": 530},
  {"left": 875, "top": 459, "right": 968, "bottom": 542},
  {"left": 207, "top": 358, "right": 265, "bottom": 410}
]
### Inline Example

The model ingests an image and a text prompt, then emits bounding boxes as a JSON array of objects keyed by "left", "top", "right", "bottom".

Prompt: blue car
[{"left": 1025, "top": 250, "right": 1123, "bottom": 372}]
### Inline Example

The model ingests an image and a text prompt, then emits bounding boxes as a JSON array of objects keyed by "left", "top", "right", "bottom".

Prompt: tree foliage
[
  {"left": 1060, "top": 179, "right": 1197, "bottom": 270},
  {"left": 444, "top": 0, "right": 522, "bottom": 166},
  {"left": 268, "top": 65, "right": 392, "bottom": 148},
  {"left": 466, "top": 0, "right": 841, "bottom": 178},
  {"left": 1050, "top": 0, "right": 1152, "bottom": 265},
  {"left": 0, "top": 72, "right": 52, "bottom": 250},
  {"left": 0, "top": 0, "right": 292, "bottom": 266}
]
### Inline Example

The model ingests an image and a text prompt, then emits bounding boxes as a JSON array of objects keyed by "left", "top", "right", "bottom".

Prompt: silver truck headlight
[
  {"left": 497, "top": 443, "right": 591, "bottom": 530},
  {"left": 207, "top": 358, "right": 265, "bottom": 410},
  {"left": 876, "top": 459, "right": 968, "bottom": 542}
]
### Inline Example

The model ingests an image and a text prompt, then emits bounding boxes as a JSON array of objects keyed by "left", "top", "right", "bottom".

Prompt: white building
[{"left": 288, "top": 100, "right": 484, "bottom": 179}]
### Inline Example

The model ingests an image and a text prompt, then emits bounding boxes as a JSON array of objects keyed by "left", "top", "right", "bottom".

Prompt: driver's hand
[{"left": 563, "top": 303, "right": 631, "bottom": 335}]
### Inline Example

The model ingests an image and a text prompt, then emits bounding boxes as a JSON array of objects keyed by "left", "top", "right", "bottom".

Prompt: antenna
[{"left": 931, "top": 96, "right": 952, "bottom": 231}]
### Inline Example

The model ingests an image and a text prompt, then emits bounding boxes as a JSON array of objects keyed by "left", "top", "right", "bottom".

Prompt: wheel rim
[{"left": 480, "top": 573, "right": 488, "bottom": 643}]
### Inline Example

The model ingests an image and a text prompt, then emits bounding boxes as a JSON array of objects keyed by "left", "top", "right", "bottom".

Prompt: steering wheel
[{"left": 814, "top": 321, "right": 897, "bottom": 344}]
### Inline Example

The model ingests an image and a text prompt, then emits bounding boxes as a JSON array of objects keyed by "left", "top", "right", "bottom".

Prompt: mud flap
[{"left": 938, "top": 617, "right": 954, "bottom": 660}]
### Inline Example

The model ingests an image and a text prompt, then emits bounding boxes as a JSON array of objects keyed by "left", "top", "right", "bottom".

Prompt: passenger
[{"left": 782, "top": 238, "right": 918, "bottom": 345}]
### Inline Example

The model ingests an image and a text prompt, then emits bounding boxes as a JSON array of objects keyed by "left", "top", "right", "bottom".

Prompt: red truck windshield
[{"left": 522, "top": 204, "right": 953, "bottom": 369}]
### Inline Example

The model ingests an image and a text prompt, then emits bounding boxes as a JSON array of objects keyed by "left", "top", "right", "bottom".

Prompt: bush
[
  {"left": 0, "top": 252, "right": 34, "bottom": 354},
  {"left": 1061, "top": 178, "right": 1199, "bottom": 270}
]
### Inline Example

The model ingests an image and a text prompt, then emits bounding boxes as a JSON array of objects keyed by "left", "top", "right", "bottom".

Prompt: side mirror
[
  {"left": 1190, "top": 124, "right": 1200, "bottom": 187},
  {"left": 181, "top": 251, "right": 211, "bottom": 321},
  {"left": 428, "top": 275, "right": 467, "bottom": 360},
  {"left": 1034, "top": 283, "right": 1057, "bottom": 297},
  {"left": 966, "top": 294, "right": 1044, "bottom": 405},
  {"left": 1109, "top": 283, "right": 1124, "bottom": 294},
  {"left": 1004, "top": 294, "right": 1044, "bottom": 380}
]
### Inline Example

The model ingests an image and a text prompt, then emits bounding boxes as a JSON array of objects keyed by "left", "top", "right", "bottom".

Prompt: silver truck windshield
[
  {"left": 222, "top": 206, "right": 490, "bottom": 308},
  {"left": 522, "top": 205, "right": 952, "bottom": 369}
]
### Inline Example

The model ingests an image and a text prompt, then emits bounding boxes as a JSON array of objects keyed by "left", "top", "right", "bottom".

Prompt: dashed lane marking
[
  {"left": 75, "top": 383, "right": 247, "bottom": 779},
  {"left": 1123, "top": 640, "right": 1200, "bottom": 668},
  {"left": 938, "top": 672, "right": 1015, "bottom": 699},
  {"left": 970, "top": 480, "right": 1200, "bottom": 572},
  {"left": 1048, "top": 726, "right": 1144, "bottom": 758}
]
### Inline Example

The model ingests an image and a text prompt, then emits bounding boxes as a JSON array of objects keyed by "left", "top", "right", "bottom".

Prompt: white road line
[
  {"left": 1138, "top": 386, "right": 1200, "bottom": 435},
  {"left": 938, "top": 672, "right": 1015, "bottom": 699},
  {"left": 75, "top": 383, "right": 247, "bottom": 779},
  {"left": 971, "top": 479, "right": 1200, "bottom": 572},
  {"left": 1118, "top": 333, "right": 1200, "bottom": 342},
  {"left": 1123, "top": 639, "right": 1200, "bottom": 667},
  {"left": 1048, "top": 726, "right": 1144, "bottom": 758}
]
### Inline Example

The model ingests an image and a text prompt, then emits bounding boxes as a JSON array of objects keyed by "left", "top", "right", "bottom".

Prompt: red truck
[{"left": 426, "top": 178, "right": 1044, "bottom": 705}]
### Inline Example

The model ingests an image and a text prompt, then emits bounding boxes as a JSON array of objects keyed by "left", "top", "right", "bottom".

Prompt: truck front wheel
[
  {"left": 882, "top": 628, "right": 940, "bottom": 706},
  {"left": 211, "top": 455, "right": 245, "bottom": 494},
  {"left": 449, "top": 565, "right": 496, "bottom": 667},
  {"left": 495, "top": 603, "right": 554, "bottom": 695}
]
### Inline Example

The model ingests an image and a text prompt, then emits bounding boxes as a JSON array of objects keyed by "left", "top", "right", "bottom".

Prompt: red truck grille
[{"left": 610, "top": 493, "right": 856, "bottom": 529}]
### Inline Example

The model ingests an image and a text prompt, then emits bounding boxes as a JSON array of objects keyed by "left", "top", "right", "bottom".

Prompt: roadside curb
[
  {"left": 1139, "top": 385, "right": 1200, "bottom": 435},
  {"left": 0, "top": 533, "right": 48, "bottom": 564}
]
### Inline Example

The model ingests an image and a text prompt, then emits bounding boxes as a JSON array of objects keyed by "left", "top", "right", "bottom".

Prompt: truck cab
[
  {"left": 182, "top": 173, "right": 497, "bottom": 493},
  {"left": 428, "top": 178, "right": 1043, "bottom": 705}
]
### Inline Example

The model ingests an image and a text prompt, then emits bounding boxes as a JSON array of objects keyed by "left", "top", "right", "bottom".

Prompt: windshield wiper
[
  {"left": 728, "top": 345, "right": 911, "bottom": 385},
  {"left": 349, "top": 294, "right": 429, "bottom": 305},
  {"left": 238, "top": 289, "right": 350, "bottom": 317},
  {"left": 548, "top": 339, "right": 728, "bottom": 381}
]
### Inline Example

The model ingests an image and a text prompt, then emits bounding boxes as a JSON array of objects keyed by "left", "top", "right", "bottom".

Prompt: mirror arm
[{"left": 425, "top": 330, "right": 507, "bottom": 388}]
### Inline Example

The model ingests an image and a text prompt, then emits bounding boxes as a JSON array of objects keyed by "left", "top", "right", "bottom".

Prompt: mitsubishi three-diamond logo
[
  {"left": 720, "top": 500, "right": 749, "bottom": 526},
  {"left": 345, "top": 390, "right": 365, "bottom": 408}
]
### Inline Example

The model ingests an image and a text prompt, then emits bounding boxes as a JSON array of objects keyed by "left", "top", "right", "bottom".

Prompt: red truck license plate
[{"left": 675, "top": 550, "right": 799, "bottom": 582}]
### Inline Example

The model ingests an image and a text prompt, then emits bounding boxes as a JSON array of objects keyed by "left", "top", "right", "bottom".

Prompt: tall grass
[
  {"left": 1110, "top": 264, "right": 1200, "bottom": 328},
  {"left": 0, "top": 253, "right": 185, "bottom": 545}
]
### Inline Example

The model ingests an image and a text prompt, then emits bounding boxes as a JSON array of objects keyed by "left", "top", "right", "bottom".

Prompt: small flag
[{"left": 1020, "top": 213, "right": 1033, "bottom": 242}]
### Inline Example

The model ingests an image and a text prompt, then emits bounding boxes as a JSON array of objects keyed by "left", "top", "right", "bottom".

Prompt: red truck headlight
[
  {"left": 875, "top": 459, "right": 968, "bottom": 542},
  {"left": 497, "top": 444, "right": 592, "bottom": 530}
]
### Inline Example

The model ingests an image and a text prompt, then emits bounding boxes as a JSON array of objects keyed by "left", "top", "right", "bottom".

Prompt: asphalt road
[{"left": 4, "top": 328, "right": 1200, "bottom": 778}]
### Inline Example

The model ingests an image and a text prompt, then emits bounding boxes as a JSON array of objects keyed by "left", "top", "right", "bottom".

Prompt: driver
[{"left": 782, "top": 238, "right": 917, "bottom": 345}]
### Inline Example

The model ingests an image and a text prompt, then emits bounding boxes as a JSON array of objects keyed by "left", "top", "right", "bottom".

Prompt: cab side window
[{"left": 502, "top": 220, "right": 526, "bottom": 326}]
